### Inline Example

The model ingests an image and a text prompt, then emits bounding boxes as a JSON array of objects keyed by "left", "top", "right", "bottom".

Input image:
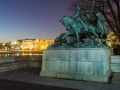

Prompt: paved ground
[{"left": 0, "top": 68, "right": 120, "bottom": 90}]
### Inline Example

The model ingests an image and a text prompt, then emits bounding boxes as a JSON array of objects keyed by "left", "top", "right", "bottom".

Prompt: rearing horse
[
  {"left": 59, "top": 16, "right": 83, "bottom": 42},
  {"left": 59, "top": 15, "right": 99, "bottom": 43},
  {"left": 95, "top": 12, "right": 108, "bottom": 42}
]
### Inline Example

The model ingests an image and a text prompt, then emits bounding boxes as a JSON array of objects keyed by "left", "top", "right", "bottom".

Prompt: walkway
[{"left": 0, "top": 68, "right": 120, "bottom": 90}]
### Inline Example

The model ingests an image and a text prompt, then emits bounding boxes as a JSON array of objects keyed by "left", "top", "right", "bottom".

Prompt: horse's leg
[
  {"left": 75, "top": 30, "right": 79, "bottom": 42},
  {"left": 62, "top": 32, "right": 71, "bottom": 39},
  {"left": 73, "top": 27, "right": 80, "bottom": 43},
  {"left": 90, "top": 26, "right": 99, "bottom": 40},
  {"left": 92, "top": 31, "right": 99, "bottom": 39},
  {"left": 100, "top": 29, "right": 104, "bottom": 42}
]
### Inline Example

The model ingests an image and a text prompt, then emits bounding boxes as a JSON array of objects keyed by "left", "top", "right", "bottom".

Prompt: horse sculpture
[
  {"left": 95, "top": 12, "right": 108, "bottom": 43},
  {"left": 48, "top": 3, "right": 108, "bottom": 48},
  {"left": 59, "top": 15, "right": 99, "bottom": 43},
  {"left": 59, "top": 16, "right": 83, "bottom": 42}
]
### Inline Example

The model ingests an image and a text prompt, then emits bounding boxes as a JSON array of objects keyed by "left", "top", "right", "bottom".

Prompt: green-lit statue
[{"left": 47, "top": 0, "right": 109, "bottom": 49}]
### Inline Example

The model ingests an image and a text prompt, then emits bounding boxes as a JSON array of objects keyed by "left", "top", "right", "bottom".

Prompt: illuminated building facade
[
  {"left": 16, "top": 39, "right": 54, "bottom": 50},
  {"left": 39, "top": 39, "right": 54, "bottom": 49},
  {"left": 22, "top": 39, "right": 35, "bottom": 50},
  {"left": 0, "top": 39, "right": 54, "bottom": 51}
]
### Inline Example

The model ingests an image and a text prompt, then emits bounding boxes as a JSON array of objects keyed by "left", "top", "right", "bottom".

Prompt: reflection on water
[{"left": 0, "top": 53, "right": 43, "bottom": 57}]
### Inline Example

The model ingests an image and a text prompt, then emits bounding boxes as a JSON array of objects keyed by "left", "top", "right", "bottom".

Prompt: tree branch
[{"left": 107, "top": 0, "right": 119, "bottom": 31}]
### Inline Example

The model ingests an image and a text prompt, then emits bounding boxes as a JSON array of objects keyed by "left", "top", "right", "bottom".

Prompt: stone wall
[
  {"left": 0, "top": 56, "right": 42, "bottom": 72},
  {"left": 110, "top": 55, "right": 120, "bottom": 72}
]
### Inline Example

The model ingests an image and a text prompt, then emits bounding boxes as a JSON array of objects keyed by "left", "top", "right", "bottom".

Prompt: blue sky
[{"left": 0, "top": 0, "right": 72, "bottom": 43}]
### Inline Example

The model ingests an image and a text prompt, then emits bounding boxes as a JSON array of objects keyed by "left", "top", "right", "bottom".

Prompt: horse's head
[
  {"left": 59, "top": 16, "right": 69, "bottom": 26},
  {"left": 60, "top": 16, "right": 68, "bottom": 22},
  {"left": 59, "top": 16, "right": 64, "bottom": 23},
  {"left": 95, "top": 12, "right": 102, "bottom": 19},
  {"left": 59, "top": 16, "right": 73, "bottom": 31}
]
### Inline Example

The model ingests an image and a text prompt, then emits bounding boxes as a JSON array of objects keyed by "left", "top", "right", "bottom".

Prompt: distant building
[
  {"left": 22, "top": 39, "right": 34, "bottom": 50},
  {"left": 10, "top": 39, "right": 54, "bottom": 50},
  {"left": 47, "top": 40, "right": 54, "bottom": 45},
  {"left": 39, "top": 39, "right": 54, "bottom": 50}
]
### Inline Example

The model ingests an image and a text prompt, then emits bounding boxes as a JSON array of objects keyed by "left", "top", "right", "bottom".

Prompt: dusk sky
[{"left": 0, "top": 0, "right": 72, "bottom": 43}]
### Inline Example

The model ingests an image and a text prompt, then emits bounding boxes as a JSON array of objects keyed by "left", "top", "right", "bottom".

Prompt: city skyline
[{"left": 0, "top": 0, "right": 72, "bottom": 43}]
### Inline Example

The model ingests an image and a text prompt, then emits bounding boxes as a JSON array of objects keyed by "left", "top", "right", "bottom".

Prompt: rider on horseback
[
  {"left": 72, "top": 7, "right": 89, "bottom": 32},
  {"left": 95, "top": 12, "right": 108, "bottom": 35}
]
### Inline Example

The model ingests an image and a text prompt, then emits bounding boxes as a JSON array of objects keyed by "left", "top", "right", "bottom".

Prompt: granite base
[{"left": 40, "top": 48, "right": 112, "bottom": 82}]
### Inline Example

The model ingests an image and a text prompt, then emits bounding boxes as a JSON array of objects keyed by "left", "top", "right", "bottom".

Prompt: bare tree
[{"left": 68, "top": 0, "right": 120, "bottom": 40}]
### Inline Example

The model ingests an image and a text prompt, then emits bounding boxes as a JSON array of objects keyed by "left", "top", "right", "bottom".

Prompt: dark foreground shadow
[{"left": 0, "top": 79, "right": 78, "bottom": 90}]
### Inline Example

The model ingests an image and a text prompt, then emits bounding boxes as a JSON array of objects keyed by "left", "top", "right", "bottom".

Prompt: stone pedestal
[
  {"left": 110, "top": 55, "right": 120, "bottom": 72},
  {"left": 40, "top": 48, "right": 112, "bottom": 82}
]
